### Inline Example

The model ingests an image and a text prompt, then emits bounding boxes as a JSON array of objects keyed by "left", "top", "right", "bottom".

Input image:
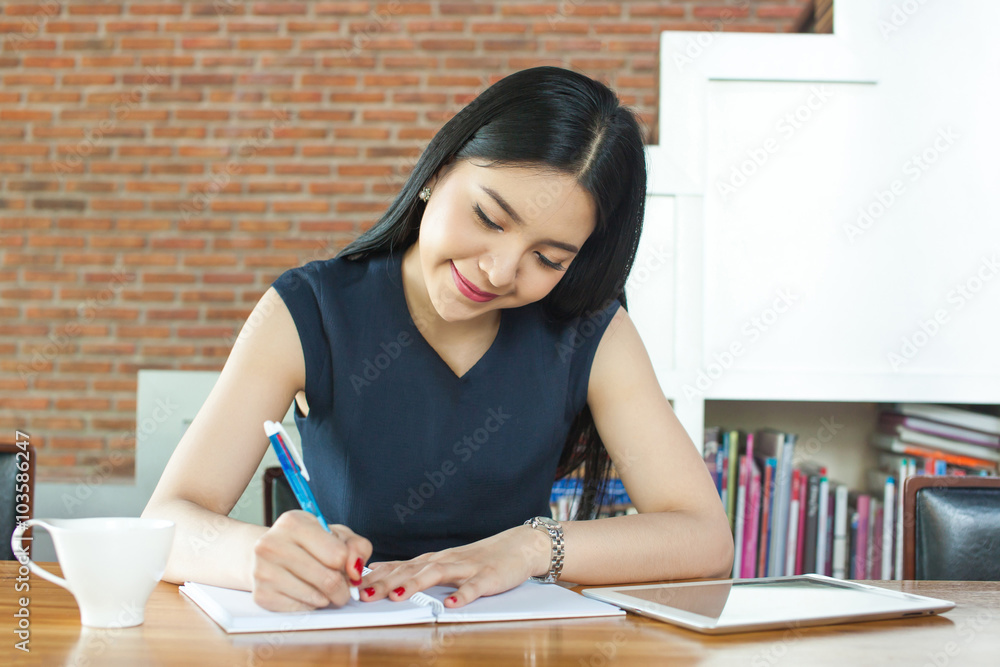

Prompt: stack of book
[
  {"left": 870, "top": 403, "right": 1000, "bottom": 476},
  {"left": 706, "top": 407, "right": 999, "bottom": 582}
]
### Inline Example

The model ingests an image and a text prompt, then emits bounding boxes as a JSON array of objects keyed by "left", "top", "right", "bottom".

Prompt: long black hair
[{"left": 339, "top": 66, "right": 647, "bottom": 520}]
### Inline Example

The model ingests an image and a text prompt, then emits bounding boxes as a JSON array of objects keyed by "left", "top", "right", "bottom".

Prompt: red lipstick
[{"left": 451, "top": 261, "right": 498, "bottom": 302}]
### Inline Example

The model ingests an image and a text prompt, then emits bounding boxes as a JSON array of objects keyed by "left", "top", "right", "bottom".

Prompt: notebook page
[
  {"left": 180, "top": 582, "right": 435, "bottom": 634},
  {"left": 420, "top": 580, "right": 626, "bottom": 623}
]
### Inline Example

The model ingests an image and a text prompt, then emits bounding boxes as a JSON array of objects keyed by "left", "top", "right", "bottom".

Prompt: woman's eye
[
  {"left": 537, "top": 254, "right": 565, "bottom": 271},
  {"left": 474, "top": 205, "right": 502, "bottom": 231}
]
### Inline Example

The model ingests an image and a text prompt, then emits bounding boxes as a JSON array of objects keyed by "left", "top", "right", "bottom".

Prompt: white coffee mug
[{"left": 11, "top": 517, "right": 175, "bottom": 628}]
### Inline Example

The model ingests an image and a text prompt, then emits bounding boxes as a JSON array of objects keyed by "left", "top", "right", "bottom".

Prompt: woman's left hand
[{"left": 359, "top": 524, "right": 551, "bottom": 608}]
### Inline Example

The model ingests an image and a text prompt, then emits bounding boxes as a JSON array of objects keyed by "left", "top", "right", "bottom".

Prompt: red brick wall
[{"left": 1, "top": 1, "right": 815, "bottom": 481}]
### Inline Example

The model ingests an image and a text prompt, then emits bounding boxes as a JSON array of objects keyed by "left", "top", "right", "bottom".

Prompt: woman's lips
[{"left": 451, "top": 261, "right": 498, "bottom": 302}]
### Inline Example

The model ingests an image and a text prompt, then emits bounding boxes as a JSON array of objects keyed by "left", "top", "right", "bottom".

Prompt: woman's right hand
[{"left": 250, "top": 511, "right": 373, "bottom": 612}]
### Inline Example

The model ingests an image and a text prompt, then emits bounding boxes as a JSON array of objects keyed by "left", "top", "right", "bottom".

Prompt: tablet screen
[{"left": 617, "top": 578, "right": 938, "bottom": 626}]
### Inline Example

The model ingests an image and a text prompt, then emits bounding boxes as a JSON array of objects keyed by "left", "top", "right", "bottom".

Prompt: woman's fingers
[
  {"left": 359, "top": 558, "right": 482, "bottom": 603},
  {"left": 357, "top": 526, "right": 546, "bottom": 606},
  {"left": 251, "top": 512, "right": 372, "bottom": 611},
  {"left": 252, "top": 555, "right": 342, "bottom": 611},
  {"left": 443, "top": 575, "right": 495, "bottom": 608},
  {"left": 328, "top": 524, "right": 372, "bottom": 585}
]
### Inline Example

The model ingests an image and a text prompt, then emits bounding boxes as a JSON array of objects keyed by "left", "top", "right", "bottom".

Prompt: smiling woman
[{"left": 142, "top": 66, "right": 733, "bottom": 615}]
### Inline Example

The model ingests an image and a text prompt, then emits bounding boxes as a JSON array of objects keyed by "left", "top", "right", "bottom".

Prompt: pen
[{"left": 264, "top": 420, "right": 363, "bottom": 602}]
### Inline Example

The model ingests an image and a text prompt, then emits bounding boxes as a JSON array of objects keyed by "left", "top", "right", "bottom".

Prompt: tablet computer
[{"left": 580, "top": 574, "right": 955, "bottom": 635}]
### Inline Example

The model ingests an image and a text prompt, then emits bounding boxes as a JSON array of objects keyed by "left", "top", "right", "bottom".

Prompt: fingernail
[
  {"left": 393, "top": 587, "right": 405, "bottom": 596},
  {"left": 447, "top": 596, "right": 457, "bottom": 604},
  {"left": 350, "top": 578, "right": 362, "bottom": 586},
  {"left": 364, "top": 587, "right": 375, "bottom": 597},
  {"left": 355, "top": 557, "right": 363, "bottom": 573}
]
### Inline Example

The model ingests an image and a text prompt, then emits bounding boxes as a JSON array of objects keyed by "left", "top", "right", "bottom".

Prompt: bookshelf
[{"left": 623, "top": 1, "right": 1000, "bottom": 580}]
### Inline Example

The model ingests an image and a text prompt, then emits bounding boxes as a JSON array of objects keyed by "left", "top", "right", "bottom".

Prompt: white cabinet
[{"left": 628, "top": 0, "right": 1000, "bottom": 457}]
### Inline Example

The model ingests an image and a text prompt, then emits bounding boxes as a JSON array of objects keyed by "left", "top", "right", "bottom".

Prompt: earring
[{"left": 419, "top": 187, "right": 432, "bottom": 202}]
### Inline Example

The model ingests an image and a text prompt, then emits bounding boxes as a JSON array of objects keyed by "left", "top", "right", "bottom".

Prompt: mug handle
[{"left": 11, "top": 519, "right": 73, "bottom": 592}]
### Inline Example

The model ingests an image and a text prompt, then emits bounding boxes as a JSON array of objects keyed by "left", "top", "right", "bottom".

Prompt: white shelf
[{"left": 659, "top": 371, "right": 1000, "bottom": 404}]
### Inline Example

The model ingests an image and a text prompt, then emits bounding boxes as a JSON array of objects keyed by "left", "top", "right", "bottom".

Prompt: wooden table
[{"left": 3, "top": 562, "right": 998, "bottom": 666}]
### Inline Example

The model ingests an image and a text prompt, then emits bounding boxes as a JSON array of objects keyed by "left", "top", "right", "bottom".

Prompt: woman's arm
[
  {"left": 555, "top": 306, "right": 734, "bottom": 583},
  {"left": 141, "top": 287, "right": 371, "bottom": 610}
]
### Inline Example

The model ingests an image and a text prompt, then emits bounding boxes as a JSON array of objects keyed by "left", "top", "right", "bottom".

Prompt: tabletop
[{"left": 2, "top": 562, "right": 998, "bottom": 666}]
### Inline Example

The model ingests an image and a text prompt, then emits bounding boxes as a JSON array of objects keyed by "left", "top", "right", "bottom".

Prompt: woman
[{"left": 143, "top": 66, "right": 733, "bottom": 613}]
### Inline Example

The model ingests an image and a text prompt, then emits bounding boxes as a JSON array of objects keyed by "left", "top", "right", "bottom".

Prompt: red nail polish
[
  {"left": 393, "top": 587, "right": 406, "bottom": 596},
  {"left": 447, "top": 596, "right": 457, "bottom": 604},
  {"left": 350, "top": 578, "right": 362, "bottom": 586},
  {"left": 364, "top": 587, "right": 375, "bottom": 597},
  {"left": 355, "top": 557, "right": 363, "bottom": 573}
]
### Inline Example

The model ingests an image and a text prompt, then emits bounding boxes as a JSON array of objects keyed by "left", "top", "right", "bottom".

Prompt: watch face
[{"left": 536, "top": 516, "right": 560, "bottom": 528}]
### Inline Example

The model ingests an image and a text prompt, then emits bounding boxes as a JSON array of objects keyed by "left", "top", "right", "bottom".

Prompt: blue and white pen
[{"left": 264, "top": 420, "right": 365, "bottom": 602}]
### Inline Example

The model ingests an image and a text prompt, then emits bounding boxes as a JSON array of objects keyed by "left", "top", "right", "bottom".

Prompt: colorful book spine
[
  {"left": 871, "top": 503, "right": 883, "bottom": 580},
  {"left": 743, "top": 456, "right": 762, "bottom": 579},
  {"left": 769, "top": 435, "right": 795, "bottom": 578},
  {"left": 785, "top": 469, "right": 801, "bottom": 576},
  {"left": 881, "top": 477, "right": 895, "bottom": 580},
  {"left": 732, "top": 454, "right": 747, "bottom": 579},
  {"left": 832, "top": 484, "right": 849, "bottom": 579},
  {"left": 854, "top": 495, "right": 870, "bottom": 579},
  {"left": 795, "top": 470, "right": 808, "bottom": 575},
  {"left": 726, "top": 430, "right": 740, "bottom": 532},
  {"left": 894, "top": 459, "right": 907, "bottom": 580},
  {"left": 815, "top": 476, "right": 829, "bottom": 576},
  {"left": 758, "top": 458, "right": 776, "bottom": 578}
]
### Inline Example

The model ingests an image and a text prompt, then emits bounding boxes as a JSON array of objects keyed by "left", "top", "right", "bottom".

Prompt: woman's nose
[{"left": 480, "top": 252, "right": 517, "bottom": 291}]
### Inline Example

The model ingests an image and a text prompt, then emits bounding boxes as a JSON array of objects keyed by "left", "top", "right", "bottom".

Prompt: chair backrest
[
  {"left": 1, "top": 441, "right": 36, "bottom": 560},
  {"left": 262, "top": 466, "right": 298, "bottom": 527},
  {"left": 903, "top": 475, "right": 1000, "bottom": 580}
]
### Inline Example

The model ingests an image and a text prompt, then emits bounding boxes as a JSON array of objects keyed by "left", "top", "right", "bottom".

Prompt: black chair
[
  {"left": 1, "top": 441, "right": 36, "bottom": 560},
  {"left": 263, "top": 466, "right": 298, "bottom": 527},
  {"left": 903, "top": 475, "right": 1000, "bottom": 580}
]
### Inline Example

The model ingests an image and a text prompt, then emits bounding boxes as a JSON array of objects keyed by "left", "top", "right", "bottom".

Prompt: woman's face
[{"left": 415, "top": 159, "right": 597, "bottom": 323}]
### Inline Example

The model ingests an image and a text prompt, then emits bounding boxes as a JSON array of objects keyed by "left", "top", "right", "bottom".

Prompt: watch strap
[{"left": 524, "top": 517, "right": 565, "bottom": 583}]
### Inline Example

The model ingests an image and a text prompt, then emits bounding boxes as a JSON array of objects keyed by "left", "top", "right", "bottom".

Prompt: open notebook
[{"left": 179, "top": 579, "right": 625, "bottom": 634}]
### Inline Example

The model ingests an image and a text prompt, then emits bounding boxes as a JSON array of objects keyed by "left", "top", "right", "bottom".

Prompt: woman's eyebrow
[
  {"left": 478, "top": 184, "right": 580, "bottom": 254},
  {"left": 479, "top": 185, "right": 524, "bottom": 224}
]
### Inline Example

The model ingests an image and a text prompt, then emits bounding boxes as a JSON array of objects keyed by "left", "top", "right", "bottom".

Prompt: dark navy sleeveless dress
[{"left": 271, "top": 250, "right": 621, "bottom": 562}]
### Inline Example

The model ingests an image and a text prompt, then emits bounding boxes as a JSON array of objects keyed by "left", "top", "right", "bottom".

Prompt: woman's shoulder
[
  {"left": 272, "top": 251, "right": 393, "bottom": 302},
  {"left": 514, "top": 296, "right": 622, "bottom": 360}
]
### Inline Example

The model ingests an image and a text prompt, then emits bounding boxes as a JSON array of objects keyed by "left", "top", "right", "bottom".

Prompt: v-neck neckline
[{"left": 387, "top": 251, "right": 505, "bottom": 382}]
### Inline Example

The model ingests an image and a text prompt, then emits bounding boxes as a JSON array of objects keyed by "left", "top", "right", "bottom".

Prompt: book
[
  {"left": 725, "top": 429, "right": 740, "bottom": 531},
  {"left": 893, "top": 403, "right": 1000, "bottom": 436},
  {"left": 880, "top": 413, "right": 1000, "bottom": 449},
  {"left": 869, "top": 435, "right": 999, "bottom": 470},
  {"left": 794, "top": 470, "right": 808, "bottom": 575},
  {"left": 876, "top": 425, "right": 1000, "bottom": 462},
  {"left": 179, "top": 579, "right": 625, "bottom": 634},
  {"left": 802, "top": 474, "right": 821, "bottom": 574},
  {"left": 732, "top": 454, "right": 748, "bottom": 578},
  {"left": 872, "top": 503, "right": 883, "bottom": 580},
  {"left": 881, "top": 477, "right": 895, "bottom": 580},
  {"left": 815, "top": 476, "right": 829, "bottom": 576},
  {"left": 743, "top": 456, "right": 762, "bottom": 579},
  {"left": 757, "top": 457, "right": 777, "bottom": 577},
  {"left": 785, "top": 469, "right": 801, "bottom": 577},
  {"left": 832, "top": 484, "right": 849, "bottom": 580},
  {"left": 853, "top": 494, "right": 870, "bottom": 579},
  {"left": 825, "top": 489, "right": 836, "bottom": 577}
]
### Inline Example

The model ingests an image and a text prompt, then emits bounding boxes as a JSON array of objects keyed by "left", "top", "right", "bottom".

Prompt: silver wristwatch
[{"left": 523, "top": 516, "right": 565, "bottom": 583}]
